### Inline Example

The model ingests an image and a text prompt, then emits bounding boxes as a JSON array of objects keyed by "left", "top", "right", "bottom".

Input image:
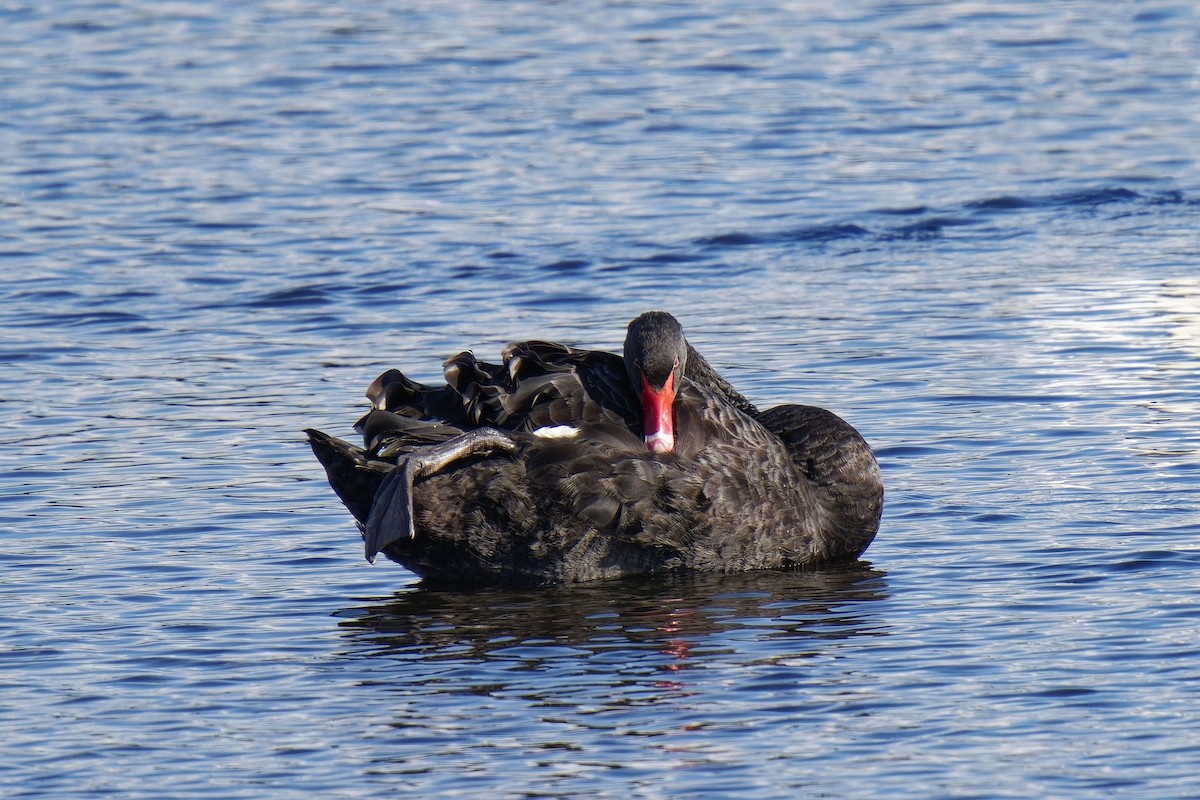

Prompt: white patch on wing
[{"left": 533, "top": 425, "right": 579, "bottom": 439}]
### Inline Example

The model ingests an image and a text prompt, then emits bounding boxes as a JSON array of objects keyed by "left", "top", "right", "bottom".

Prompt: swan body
[{"left": 307, "top": 312, "right": 882, "bottom": 585}]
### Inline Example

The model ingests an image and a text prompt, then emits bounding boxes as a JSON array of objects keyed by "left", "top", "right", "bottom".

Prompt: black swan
[{"left": 307, "top": 311, "right": 882, "bottom": 585}]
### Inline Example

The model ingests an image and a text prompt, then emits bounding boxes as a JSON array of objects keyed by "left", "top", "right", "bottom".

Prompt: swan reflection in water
[{"left": 334, "top": 565, "right": 889, "bottom": 677}]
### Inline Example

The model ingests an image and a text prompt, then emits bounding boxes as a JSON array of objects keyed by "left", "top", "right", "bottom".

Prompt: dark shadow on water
[{"left": 334, "top": 563, "right": 890, "bottom": 667}]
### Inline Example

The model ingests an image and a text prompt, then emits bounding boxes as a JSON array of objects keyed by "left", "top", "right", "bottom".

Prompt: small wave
[
  {"left": 781, "top": 223, "right": 871, "bottom": 243},
  {"left": 1052, "top": 186, "right": 1141, "bottom": 207},
  {"left": 1111, "top": 550, "right": 1200, "bottom": 572},
  {"left": 966, "top": 195, "right": 1034, "bottom": 211},
  {"left": 541, "top": 259, "right": 591, "bottom": 273},
  {"left": 631, "top": 252, "right": 705, "bottom": 264},
  {"left": 691, "top": 185, "right": 1192, "bottom": 254},
  {"left": 696, "top": 231, "right": 766, "bottom": 248},
  {"left": 244, "top": 285, "right": 331, "bottom": 308},
  {"left": 697, "top": 223, "right": 869, "bottom": 249},
  {"left": 56, "top": 310, "right": 146, "bottom": 328},
  {"left": 885, "top": 216, "right": 975, "bottom": 240}
]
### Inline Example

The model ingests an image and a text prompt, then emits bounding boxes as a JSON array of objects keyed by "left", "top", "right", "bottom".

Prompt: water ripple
[{"left": 2, "top": 1, "right": 1199, "bottom": 797}]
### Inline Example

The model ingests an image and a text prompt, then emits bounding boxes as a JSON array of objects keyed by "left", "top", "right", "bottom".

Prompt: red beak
[{"left": 639, "top": 370, "right": 676, "bottom": 453}]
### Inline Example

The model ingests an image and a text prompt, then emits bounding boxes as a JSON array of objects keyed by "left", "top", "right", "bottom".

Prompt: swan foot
[{"left": 363, "top": 427, "right": 518, "bottom": 562}]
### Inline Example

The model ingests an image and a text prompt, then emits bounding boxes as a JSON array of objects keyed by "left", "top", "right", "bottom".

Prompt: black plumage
[{"left": 306, "top": 311, "right": 883, "bottom": 585}]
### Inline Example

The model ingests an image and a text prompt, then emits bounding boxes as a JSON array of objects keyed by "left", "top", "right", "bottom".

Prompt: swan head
[{"left": 624, "top": 311, "right": 687, "bottom": 453}]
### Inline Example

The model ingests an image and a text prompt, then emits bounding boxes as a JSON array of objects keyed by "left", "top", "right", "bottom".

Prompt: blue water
[{"left": 3, "top": 1, "right": 1199, "bottom": 797}]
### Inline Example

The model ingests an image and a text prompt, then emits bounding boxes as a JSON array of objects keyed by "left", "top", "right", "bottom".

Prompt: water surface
[{"left": 2, "top": 1, "right": 1199, "bottom": 798}]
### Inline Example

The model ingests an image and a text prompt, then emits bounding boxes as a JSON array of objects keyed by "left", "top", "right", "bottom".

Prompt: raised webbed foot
[{"left": 363, "top": 427, "right": 519, "bottom": 562}]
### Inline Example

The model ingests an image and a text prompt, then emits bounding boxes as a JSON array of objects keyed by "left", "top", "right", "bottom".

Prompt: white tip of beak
[{"left": 644, "top": 431, "right": 675, "bottom": 453}]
